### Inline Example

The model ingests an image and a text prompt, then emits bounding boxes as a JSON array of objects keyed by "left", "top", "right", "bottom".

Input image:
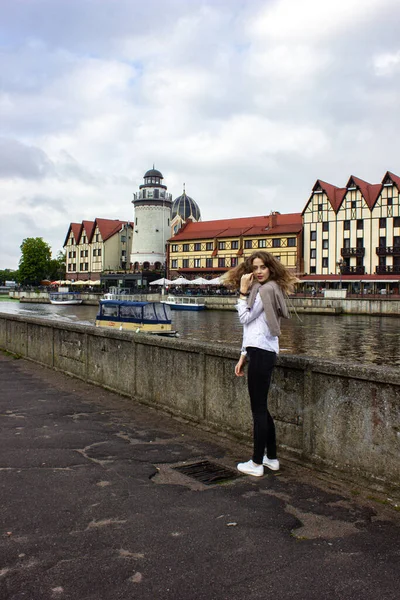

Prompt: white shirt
[{"left": 237, "top": 293, "right": 279, "bottom": 356}]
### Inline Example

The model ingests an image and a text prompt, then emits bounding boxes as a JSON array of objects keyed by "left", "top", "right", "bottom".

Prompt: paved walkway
[{"left": 0, "top": 353, "right": 399, "bottom": 600}]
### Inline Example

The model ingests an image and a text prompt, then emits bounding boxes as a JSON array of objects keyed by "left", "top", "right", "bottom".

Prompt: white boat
[
  {"left": 49, "top": 292, "right": 83, "bottom": 305},
  {"left": 161, "top": 295, "right": 206, "bottom": 311}
]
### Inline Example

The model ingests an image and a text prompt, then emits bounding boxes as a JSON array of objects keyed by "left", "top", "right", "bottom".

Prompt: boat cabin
[{"left": 96, "top": 300, "right": 176, "bottom": 335}]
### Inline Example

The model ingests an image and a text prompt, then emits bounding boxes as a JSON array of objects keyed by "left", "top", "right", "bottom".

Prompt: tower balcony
[
  {"left": 340, "top": 266, "right": 365, "bottom": 275},
  {"left": 340, "top": 247, "right": 365, "bottom": 257},
  {"left": 376, "top": 246, "right": 400, "bottom": 256}
]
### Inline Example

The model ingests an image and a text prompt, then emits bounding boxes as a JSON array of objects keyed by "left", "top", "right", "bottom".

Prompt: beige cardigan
[{"left": 247, "top": 280, "right": 289, "bottom": 336}]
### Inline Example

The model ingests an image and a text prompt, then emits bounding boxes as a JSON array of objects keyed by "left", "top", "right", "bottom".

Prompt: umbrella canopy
[
  {"left": 207, "top": 277, "right": 222, "bottom": 285},
  {"left": 190, "top": 277, "right": 210, "bottom": 285},
  {"left": 170, "top": 277, "right": 191, "bottom": 285},
  {"left": 149, "top": 277, "right": 172, "bottom": 286},
  {"left": 70, "top": 280, "right": 88, "bottom": 286},
  {"left": 85, "top": 280, "right": 101, "bottom": 285}
]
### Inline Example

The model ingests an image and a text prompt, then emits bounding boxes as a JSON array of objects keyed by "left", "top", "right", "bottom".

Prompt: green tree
[
  {"left": 48, "top": 251, "right": 66, "bottom": 281},
  {"left": 0, "top": 269, "right": 18, "bottom": 285},
  {"left": 19, "top": 238, "right": 51, "bottom": 285}
]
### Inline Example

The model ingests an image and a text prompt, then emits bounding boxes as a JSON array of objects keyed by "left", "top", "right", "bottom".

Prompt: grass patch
[{"left": 0, "top": 349, "right": 21, "bottom": 359}]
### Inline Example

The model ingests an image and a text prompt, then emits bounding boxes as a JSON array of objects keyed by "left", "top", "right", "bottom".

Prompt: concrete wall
[{"left": 1, "top": 312, "right": 399, "bottom": 495}]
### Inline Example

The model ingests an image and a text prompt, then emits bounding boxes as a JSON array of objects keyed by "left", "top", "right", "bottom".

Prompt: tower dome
[
  {"left": 144, "top": 168, "right": 163, "bottom": 179},
  {"left": 171, "top": 189, "right": 201, "bottom": 222}
]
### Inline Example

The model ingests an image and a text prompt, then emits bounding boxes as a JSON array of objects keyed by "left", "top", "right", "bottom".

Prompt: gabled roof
[
  {"left": 63, "top": 223, "right": 82, "bottom": 248},
  {"left": 385, "top": 171, "right": 400, "bottom": 190},
  {"left": 347, "top": 176, "right": 381, "bottom": 210},
  {"left": 64, "top": 219, "right": 132, "bottom": 248},
  {"left": 81, "top": 220, "right": 96, "bottom": 243},
  {"left": 95, "top": 219, "right": 133, "bottom": 242},
  {"left": 303, "top": 180, "right": 347, "bottom": 214},
  {"left": 318, "top": 180, "right": 347, "bottom": 212},
  {"left": 169, "top": 213, "right": 302, "bottom": 242}
]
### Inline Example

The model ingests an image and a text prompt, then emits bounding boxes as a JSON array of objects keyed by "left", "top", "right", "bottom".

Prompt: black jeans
[{"left": 246, "top": 347, "right": 277, "bottom": 465}]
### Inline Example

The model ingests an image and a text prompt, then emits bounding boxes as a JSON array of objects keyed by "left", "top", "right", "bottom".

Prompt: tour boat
[
  {"left": 49, "top": 292, "right": 83, "bottom": 305},
  {"left": 95, "top": 300, "right": 178, "bottom": 336},
  {"left": 161, "top": 295, "right": 206, "bottom": 311}
]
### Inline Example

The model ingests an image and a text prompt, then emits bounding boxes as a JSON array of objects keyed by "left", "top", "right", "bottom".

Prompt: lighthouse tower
[{"left": 130, "top": 167, "right": 172, "bottom": 272}]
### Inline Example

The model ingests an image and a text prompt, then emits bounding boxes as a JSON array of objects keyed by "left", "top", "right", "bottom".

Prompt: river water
[{"left": 1, "top": 298, "right": 399, "bottom": 367}]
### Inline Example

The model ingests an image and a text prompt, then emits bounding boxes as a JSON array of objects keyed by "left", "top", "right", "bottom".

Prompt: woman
[{"left": 224, "top": 252, "right": 298, "bottom": 477}]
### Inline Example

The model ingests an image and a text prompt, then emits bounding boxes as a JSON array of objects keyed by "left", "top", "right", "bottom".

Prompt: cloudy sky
[{"left": 1, "top": 0, "right": 400, "bottom": 269}]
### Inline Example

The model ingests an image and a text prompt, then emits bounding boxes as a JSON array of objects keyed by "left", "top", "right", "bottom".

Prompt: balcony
[
  {"left": 341, "top": 247, "right": 365, "bottom": 257},
  {"left": 376, "top": 246, "right": 400, "bottom": 256},
  {"left": 340, "top": 266, "right": 365, "bottom": 275},
  {"left": 376, "top": 265, "right": 400, "bottom": 274}
]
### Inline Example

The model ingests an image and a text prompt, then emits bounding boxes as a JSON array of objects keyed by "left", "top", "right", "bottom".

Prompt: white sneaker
[
  {"left": 262, "top": 456, "right": 280, "bottom": 471},
  {"left": 237, "top": 459, "right": 264, "bottom": 477}
]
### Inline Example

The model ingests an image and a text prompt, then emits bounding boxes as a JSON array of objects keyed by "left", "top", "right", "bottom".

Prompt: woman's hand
[
  {"left": 235, "top": 355, "right": 246, "bottom": 377},
  {"left": 240, "top": 273, "right": 253, "bottom": 294}
]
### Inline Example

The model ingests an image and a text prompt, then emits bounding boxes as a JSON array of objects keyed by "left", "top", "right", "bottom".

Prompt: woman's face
[{"left": 252, "top": 257, "right": 270, "bottom": 284}]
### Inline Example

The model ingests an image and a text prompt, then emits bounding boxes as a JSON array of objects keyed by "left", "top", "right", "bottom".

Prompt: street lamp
[{"left": 336, "top": 259, "right": 344, "bottom": 289}]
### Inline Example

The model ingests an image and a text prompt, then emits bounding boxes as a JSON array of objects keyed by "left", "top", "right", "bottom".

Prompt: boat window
[
  {"left": 102, "top": 304, "right": 119, "bottom": 317},
  {"left": 143, "top": 304, "right": 157, "bottom": 321},
  {"left": 120, "top": 305, "right": 142, "bottom": 319},
  {"left": 164, "top": 305, "right": 172, "bottom": 319},
  {"left": 155, "top": 303, "right": 168, "bottom": 321}
]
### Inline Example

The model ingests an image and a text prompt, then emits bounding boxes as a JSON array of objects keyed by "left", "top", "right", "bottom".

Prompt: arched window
[
  {"left": 143, "top": 261, "right": 150, "bottom": 270},
  {"left": 133, "top": 262, "right": 139, "bottom": 271},
  {"left": 154, "top": 262, "right": 161, "bottom": 270}
]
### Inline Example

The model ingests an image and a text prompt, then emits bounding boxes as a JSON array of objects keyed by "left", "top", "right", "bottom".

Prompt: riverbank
[{"left": 9, "top": 290, "right": 400, "bottom": 315}]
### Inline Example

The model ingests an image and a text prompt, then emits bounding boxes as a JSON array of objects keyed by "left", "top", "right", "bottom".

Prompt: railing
[
  {"left": 340, "top": 266, "right": 365, "bottom": 275},
  {"left": 375, "top": 265, "right": 400, "bottom": 274},
  {"left": 341, "top": 247, "right": 365, "bottom": 257},
  {"left": 376, "top": 246, "right": 400, "bottom": 256}
]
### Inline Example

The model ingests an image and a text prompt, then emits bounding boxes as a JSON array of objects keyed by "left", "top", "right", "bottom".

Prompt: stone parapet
[{"left": 1, "top": 311, "right": 399, "bottom": 495}]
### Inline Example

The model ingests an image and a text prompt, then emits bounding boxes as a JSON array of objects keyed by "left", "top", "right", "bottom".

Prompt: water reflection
[{"left": 1, "top": 300, "right": 399, "bottom": 366}]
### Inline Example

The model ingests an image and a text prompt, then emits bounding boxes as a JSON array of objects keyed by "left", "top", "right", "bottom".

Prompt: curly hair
[{"left": 221, "top": 251, "right": 299, "bottom": 295}]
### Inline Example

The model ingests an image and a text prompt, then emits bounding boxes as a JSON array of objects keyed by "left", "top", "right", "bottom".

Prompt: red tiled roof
[
  {"left": 63, "top": 223, "right": 82, "bottom": 248},
  {"left": 386, "top": 171, "right": 400, "bottom": 190},
  {"left": 81, "top": 220, "right": 95, "bottom": 243},
  {"left": 303, "top": 180, "right": 347, "bottom": 215},
  {"left": 169, "top": 213, "right": 302, "bottom": 242},
  {"left": 348, "top": 176, "right": 381, "bottom": 210},
  {"left": 95, "top": 218, "right": 133, "bottom": 242},
  {"left": 318, "top": 180, "right": 347, "bottom": 212},
  {"left": 64, "top": 219, "right": 133, "bottom": 248}
]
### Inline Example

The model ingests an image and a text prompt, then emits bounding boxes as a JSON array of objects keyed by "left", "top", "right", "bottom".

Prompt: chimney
[{"left": 269, "top": 211, "right": 278, "bottom": 228}]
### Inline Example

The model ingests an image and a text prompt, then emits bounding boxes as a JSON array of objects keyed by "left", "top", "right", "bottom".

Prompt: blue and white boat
[
  {"left": 161, "top": 295, "right": 206, "bottom": 311},
  {"left": 95, "top": 300, "right": 178, "bottom": 336}
]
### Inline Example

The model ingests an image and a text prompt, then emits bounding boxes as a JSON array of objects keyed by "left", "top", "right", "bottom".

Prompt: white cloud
[
  {"left": 373, "top": 51, "right": 400, "bottom": 76},
  {"left": 248, "top": 0, "right": 390, "bottom": 42},
  {"left": 1, "top": 0, "right": 400, "bottom": 268}
]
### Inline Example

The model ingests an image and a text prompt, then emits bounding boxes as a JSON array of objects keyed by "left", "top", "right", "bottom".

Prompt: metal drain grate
[{"left": 173, "top": 460, "right": 239, "bottom": 485}]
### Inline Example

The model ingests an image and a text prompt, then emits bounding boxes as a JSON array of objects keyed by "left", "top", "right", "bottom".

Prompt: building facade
[
  {"left": 167, "top": 212, "right": 302, "bottom": 279},
  {"left": 64, "top": 219, "right": 133, "bottom": 281},
  {"left": 130, "top": 168, "right": 172, "bottom": 272},
  {"left": 302, "top": 171, "right": 400, "bottom": 280}
]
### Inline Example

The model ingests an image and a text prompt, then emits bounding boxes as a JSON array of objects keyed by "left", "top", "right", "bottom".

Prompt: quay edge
[
  {"left": 0, "top": 311, "right": 399, "bottom": 499},
  {"left": 8, "top": 291, "right": 400, "bottom": 315}
]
